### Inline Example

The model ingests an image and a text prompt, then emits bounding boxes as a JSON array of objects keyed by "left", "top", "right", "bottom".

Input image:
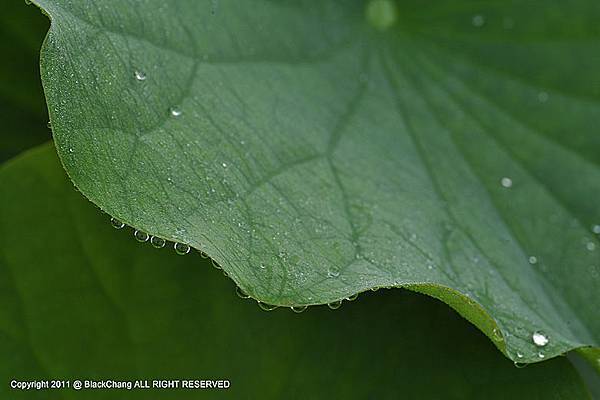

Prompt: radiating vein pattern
[{"left": 37, "top": 0, "right": 599, "bottom": 363}]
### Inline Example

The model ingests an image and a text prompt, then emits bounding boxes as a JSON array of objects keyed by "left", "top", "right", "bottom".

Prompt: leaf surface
[
  {"left": 35, "top": 0, "right": 600, "bottom": 363},
  {"left": 0, "top": 143, "right": 593, "bottom": 399}
]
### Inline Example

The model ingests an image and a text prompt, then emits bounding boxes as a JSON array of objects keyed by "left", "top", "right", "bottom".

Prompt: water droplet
[
  {"left": 492, "top": 328, "right": 504, "bottom": 341},
  {"left": 291, "top": 306, "right": 307, "bottom": 313},
  {"left": 592, "top": 225, "right": 600, "bottom": 234},
  {"left": 150, "top": 236, "right": 166, "bottom": 248},
  {"left": 500, "top": 177, "right": 513, "bottom": 188},
  {"left": 516, "top": 351, "right": 524, "bottom": 359},
  {"left": 586, "top": 242, "right": 596, "bottom": 251},
  {"left": 370, "top": 287, "right": 380, "bottom": 292},
  {"left": 327, "top": 267, "right": 340, "bottom": 278},
  {"left": 259, "top": 263, "right": 266, "bottom": 270},
  {"left": 537, "top": 352, "right": 545, "bottom": 359},
  {"left": 236, "top": 287, "right": 250, "bottom": 299},
  {"left": 199, "top": 251, "right": 209, "bottom": 258},
  {"left": 537, "top": 91, "right": 549, "bottom": 103},
  {"left": 211, "top": 259, "right": 222, "bottom": 269},
  {"left": 532, "top": 331, "right": 549, "bottom": 347},
  {"left": 222, "top": 162, "right": 228, "bottom": 168},
  {"left": 134, "top": 230, "right": 149, "bottom": 242},
  {"left": 174, "top": 242, "right": 190, "bottom": 255},
  {"left": 169, "top": 106, "right": 182, "bottom": 117},
  {"left": 110, "top": 217, "right": 125, "bottom": 229},
  {"left": 472, "top": 14, "right": 485, "bottom": 27},
  {"left": 257, "top": 302, "right": 278, "bottom": 311},
  {"left": 528, "top": 256, "right": 538, "bottom": 265},
  {"left": 134, "top": 70, "right": 146, "bottom": 81},
  {"left": 346, "top": 293, "right": 359, "bottom": 301},
  {"left": 46, "top": 121, "right": 52, "bottom": 129},
  {"left": 24, "top": 0, "right": 32, "bottom": 5},
  {"left": 514, "top": 361, "right": 527, "bottom": 369},
  {"left": 327, "top": 300, "right": 342, "bottom": 310}
]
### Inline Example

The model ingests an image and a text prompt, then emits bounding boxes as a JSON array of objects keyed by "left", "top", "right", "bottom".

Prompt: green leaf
[
  {"left": 34, "top": 0, "right": 600, "bottom": 364},
  {"left": 0, "top": 143, "right": 593, "bottom": 399},
  {"left": 0, "top": 2, "right": 50, "bottom": 161}
]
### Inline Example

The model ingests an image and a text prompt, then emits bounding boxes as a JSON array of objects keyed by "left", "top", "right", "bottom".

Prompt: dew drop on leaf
[
  {"left": 257, "top": 302, "right": 278, "bottom": 311},
  {"left": 169, "top": 106, "right": 182, "bottom": 117},
  {"left": 236, "top": 287, "right": 250, "bottom": 299},
  {"left": 211, "top": 259, "right": 222, "bottom": 269},
  {"left": 593, "top": 225, "right": 600, "bottom": 234},
  {"left": 198, "top": 250, "right": 209, "bottom": 258},
  {"left": 174, "top": 242, "right": 190, "bottom": 255},
  {"left": 327, "top": 266, "right": 340, "bottom": 278},
  {"left": 492, "top": 328, "right": 504, "bottom": 341},
  {"left": 346, "top": 293, "right": 359, "bottom": 301},
  {"left": 528, "top": 256, "right": 537, "bottom": 265},
  {"left": 327, "top": 300, "right": 342, "bottom": 310},
  {"left": 150, "top": 236, "right": 166, "bottom": 249},
  {"left": 110, "top": 217, "right": 125, "bottom": 229},
  {"left": 291, "top": 306, "right": 307, "bottom": 313},
  {"left": 500, "top": 177, "right": 513, "bottom": 188},
  {"left": 537, "top": 352, "right": 545, "bottom": 359},
  {"left": 134, "top": 230, "right": 149, "bottom": 242},
  {"left": 532, "top": 331, "right": 549, "bottom": 347},
  {"left": 586, "top": 242, "right": 596, "bottom": 251},
  {"left": 134, "top": 70, "right": 146, "bottom": 81}
]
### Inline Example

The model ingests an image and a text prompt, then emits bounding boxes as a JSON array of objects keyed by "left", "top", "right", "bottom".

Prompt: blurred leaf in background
[{"left": 0, "top": 1, "right": 50, "bottom": 161}]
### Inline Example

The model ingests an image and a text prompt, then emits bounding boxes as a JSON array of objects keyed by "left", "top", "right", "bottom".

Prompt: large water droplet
[
  {"left": 257, "top": 302, "right": 278, "bottom": 311},
  {"left": 327, "top": 300, "right": 342, "bottom": 310},
  {"left": 174, "top": 242, "right": 190, "bottom": 255},
  {"left": 110, "top": 217, "right": 125, "bottom": 229},
  {"left": 291, "top": 306, "right": 307, "bottom": 313},
  {"left": 236, "top": 287, "right": 250, "bottom": 299},
  {"left": 500, "top": 177, "right": 513, "bottom": 188},
  {"left": 150, "top": 236, "right": 166, "bottom": 249},
  {"left": 134, "top": 230, "right": 149, "bottom": 242},
  {"left": 532, "top": 331, "right": 549, "bottom": 347},
  {"left": 134, "top": 70, "right": 146, "bottom": 81}
]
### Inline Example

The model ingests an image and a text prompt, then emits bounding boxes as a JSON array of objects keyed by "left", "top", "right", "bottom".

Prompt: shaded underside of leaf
[
  {"left": 34, "top": 0, "right": 600, "bottom": 364},
  {"left": 0, "top": 143, "right": 593, "bottom": 399}
]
